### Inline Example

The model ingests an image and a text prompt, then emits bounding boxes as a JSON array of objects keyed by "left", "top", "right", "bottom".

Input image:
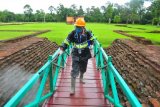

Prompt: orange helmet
[{"left": 74, "top": 18, "right": 86, "bottom": 27}]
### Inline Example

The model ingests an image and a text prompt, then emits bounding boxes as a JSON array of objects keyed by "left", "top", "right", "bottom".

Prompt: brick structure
[{"left": 66, "top": 16, "right": 84, "bottom": 24}]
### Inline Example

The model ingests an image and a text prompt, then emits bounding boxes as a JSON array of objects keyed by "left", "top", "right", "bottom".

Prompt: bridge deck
[{"left": 43, "top": 56, "right": 112, "bottom": 107}]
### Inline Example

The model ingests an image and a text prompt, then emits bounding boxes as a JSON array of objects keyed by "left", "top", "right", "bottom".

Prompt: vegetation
[
  {"left": 0, "top": 0, "right": 160, "bottom": 26},
  {"left": 114, "top": 15, "right": 121, "bottom": 23},
  {"left": 127, "top": 32, "right": 160, "bottom": 44},
  {"left": 0, "top": 31, "right": 34, "bottom": 40},
  {"left": 0, "top": 23, "right": 159, "bottom": 47}
]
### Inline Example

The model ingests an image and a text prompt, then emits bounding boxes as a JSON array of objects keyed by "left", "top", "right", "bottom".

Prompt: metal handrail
[
  {"left": 4, "top": 46, "right": 71, "bottom": 107},
  {"left": 93, "top": 39, "right": 142, "bottom": 107},
  {"left": 4, "top": 37, "right": 142, "bottom": 107}
]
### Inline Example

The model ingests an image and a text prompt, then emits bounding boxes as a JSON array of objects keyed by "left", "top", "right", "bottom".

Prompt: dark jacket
[{"left": 61, "top": 29, "right": 94, "bottom": 61}]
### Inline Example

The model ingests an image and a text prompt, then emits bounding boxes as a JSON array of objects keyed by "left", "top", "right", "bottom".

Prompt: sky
[{"left": 0, "top": 0, "right": 151, "bottom": 13}]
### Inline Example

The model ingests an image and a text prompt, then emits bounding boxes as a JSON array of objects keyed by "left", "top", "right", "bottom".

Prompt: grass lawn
[
  {"left": 127, "top": 32, "right": 160, "bottom": 45},
  {"left": 127, "top": 24, "right": 160, "bottom": 31},
  {"left": 38, "top": 23, "right": 131, "bottom": 47},
  {"left": 116, "top": 24, "right": 160, "bottom": 45},
  {"left": 0, "top": 23, "right": 159, "bottom": 47},
  {"left": 0, "top": 32, "right": 34, "bottom": 40}
]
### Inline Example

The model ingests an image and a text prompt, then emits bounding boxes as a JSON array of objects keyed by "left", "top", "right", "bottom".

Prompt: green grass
[
  {"left": 127, "top": 32, "right": 160, "bottom": 44},
  {"left": 0, "top": 23, "right": 159, "bottom": 47},
  {"left": 37, "top": 23, "right": 132, "bottom": 47},
  {"left": 127, "top": 24, "right": 160, "bottom": 31},
  {"left": 0, "top": 32, "right": 34, "bottom": 40},
  {"left": 122, "top": 24, "right": 160, "bottom": 44}
]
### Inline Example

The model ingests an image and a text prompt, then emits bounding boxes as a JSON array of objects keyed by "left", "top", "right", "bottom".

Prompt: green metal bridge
[{"left": 4, "top": 38, "right": 142, "bottom": 107}]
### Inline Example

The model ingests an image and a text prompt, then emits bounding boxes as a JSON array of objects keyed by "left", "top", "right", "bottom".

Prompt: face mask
[{"left": 75, "top": 27, "right": 83, "bottom": 33}]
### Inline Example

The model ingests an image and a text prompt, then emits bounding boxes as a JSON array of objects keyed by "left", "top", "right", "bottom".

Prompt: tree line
[{"left": 0, "top": 0, "right": 160, "bottom": 26}]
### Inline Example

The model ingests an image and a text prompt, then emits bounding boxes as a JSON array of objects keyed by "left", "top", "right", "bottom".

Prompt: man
[{"left": 60, "top": 18, "right": 94, "bottom": 95}]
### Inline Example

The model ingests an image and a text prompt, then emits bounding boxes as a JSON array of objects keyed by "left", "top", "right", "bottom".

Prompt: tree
[
  {"left": 24, "top": 4, "right": 33, "bottom": 22},
  {"left": 113, "top": 3, "right": 122, "bottom": 16},
  {"left": 48, "top": 6, "right": 54, "bottom": 15},
  {"left": 149, "top": 0, "right": 160, "bottom": 26},
  {"left": 91, "top": 6, "right": 103, "bottom": 22},
  {"left": 70, "top": 4, "right": 77, "bottom": 16},
  {"left": 77, "top": 6, "right": 84, "bottom": 16},
  {"left": 0, "top": 2, "right": 158, "bottom": 24},
  {"left": 85, "top": 8, "right": 91, "bottom": 22},
  {"left": 35, "top": 9, "right": 45, "bottom": 22},
  {"left": 120, "top": 3, "right": 132, "bottom": 24},
  {"left": 48, "top": 6, "right": 56, "bottom": 22},
  {"left": 102, "top": 2, "right": 114, "bottom": 23},
  {"left": 67, "top": 7, "right": 76, "bottom": 16},
  {"left": 85, "top": 7, "right": 104, "bottom": 22},
  {"left": 0, "top": 10, "right": 15, "bottom": 22},
  {"left": 15, "top": 14, "right": 24, "bottom": 22},
  {"left": 45, "top": 13, "right": 53, "bottom": 22},
  {"left": 114, "top": 15, "right": 121, "bottom": 23},
  {"left": 129, "top": 0, "right": 145, "bottom": 24},
  {"left": 55, "top": 4, "right": 67, "bottom": 21}
]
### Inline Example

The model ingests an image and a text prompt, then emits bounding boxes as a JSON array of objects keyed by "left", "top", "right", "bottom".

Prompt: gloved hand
[
  {"left": 89, "top": 45, "right": 93, "bottom": 50},
  {"left": 59, "top": 47, "right": 64, "bottom": 55},
  {"left": 59, "top": 50, "right": 63, "bottom": 55}
]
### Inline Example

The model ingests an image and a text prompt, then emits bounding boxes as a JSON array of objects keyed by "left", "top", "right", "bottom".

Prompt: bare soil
[
  {"left": 105, "top": 39, "right": 160, "bottom": 107},
  {"left": 0, "top": 36, "right": 58, "bottom": 106},
  {"left": 1, "top": 31, "right": 160, "bottom": 106}
]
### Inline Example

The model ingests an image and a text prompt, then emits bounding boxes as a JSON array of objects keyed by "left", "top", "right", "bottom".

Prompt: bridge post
[
  {"left": 108, "top": 56, "right": 120, "bottom": 106},
  {"left": 52, "top": 55, "right": 62, "bottom": 91},
  {"left": 99, "top": 47, "right": 108, "bottom": 96},
  {"left": 49, "top": 55, "right": 54, "bottom": 93},
  {"left": 34, "top": 55, "right": 52, "bottom": 106}
]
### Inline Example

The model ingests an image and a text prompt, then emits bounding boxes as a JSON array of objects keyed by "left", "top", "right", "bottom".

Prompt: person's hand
[
  {"left": 59, "top": 50, "right": 63, "bottom": 55},
  {"left": 59, "top": 47, "right": 64, "bottom": 55},
  {"left": 89, "top": 45, "right": 93, "bottom": 50}
]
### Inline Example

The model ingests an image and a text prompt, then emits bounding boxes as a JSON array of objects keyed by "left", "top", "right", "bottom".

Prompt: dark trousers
[{"left": 71, "top": 58, "right": 88, "bottom": 78}]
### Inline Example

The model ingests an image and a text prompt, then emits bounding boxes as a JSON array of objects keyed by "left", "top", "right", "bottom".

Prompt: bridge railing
[
  {"left": 93, "top": 38, "right": 142, "bottom": 107},
  {"left": 4, "top": 46, "right": 71, "bottom": 107},
  {"left": 4, "top": 37, "right": 142, "bottom": 107}
]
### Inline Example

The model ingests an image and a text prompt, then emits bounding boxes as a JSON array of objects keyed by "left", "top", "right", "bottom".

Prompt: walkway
[{"left": 43, "top": 56, "right": 112, "bottom": 107}]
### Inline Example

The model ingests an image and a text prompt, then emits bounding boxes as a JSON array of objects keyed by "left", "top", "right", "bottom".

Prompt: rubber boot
[
  {"left": 80, "top": 73, "right": 85, "bottom": 84},
  {"left": 70, "top": 77, "right": 76, "bottom": 95}
]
